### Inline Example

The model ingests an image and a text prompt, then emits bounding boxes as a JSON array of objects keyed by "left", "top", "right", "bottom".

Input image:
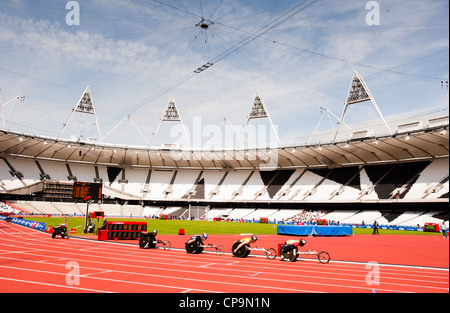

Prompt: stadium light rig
[
  {"left": 194, "top": 62, "right": 214, "bottom": 74},
  {"left": 196, "top": 18, "right": 214, "bottom": 30}
]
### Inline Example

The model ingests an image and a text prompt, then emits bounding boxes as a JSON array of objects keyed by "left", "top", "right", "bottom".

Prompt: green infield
[
  {"left": 22, "top": 216, "right": 443, "bottom": 236},
  {"left": 24, "top": 217, "right": 279, "bottom": 236}
]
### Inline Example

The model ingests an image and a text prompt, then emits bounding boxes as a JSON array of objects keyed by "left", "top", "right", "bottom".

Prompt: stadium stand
[
  {"left": 3, "top": 155, "right": 447, "bottom": 203},
  {"left": 0, "top": 79, "right": 448, "bottom": 230}
]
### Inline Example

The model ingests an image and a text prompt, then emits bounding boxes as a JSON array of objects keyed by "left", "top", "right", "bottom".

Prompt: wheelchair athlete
[
  {"left": 232, "top": 235, "right": 257, "bottom": 258},
  {"left": 185, "top": 233, "right": 208, "bottom": 254},
  {"left": 139, "top": 229, "right": 159, "bottom": 249},
  {"left": 280, "top": 239, "right": 307, "bottom": 262}
]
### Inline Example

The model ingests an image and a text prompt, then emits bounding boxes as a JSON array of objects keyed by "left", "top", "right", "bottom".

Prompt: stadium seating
[
  {"left": 1, "top": 154, "right": 448, "bottom": 228},
  {"left": 1, "top": 155, "right": 448, "bottom": 202}
]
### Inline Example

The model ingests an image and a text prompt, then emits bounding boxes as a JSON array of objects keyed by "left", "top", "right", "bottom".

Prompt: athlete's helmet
[
  {"left": 299, "top": 239, "right": 307, "bottom": 247},
  {"left": 153, "top": 230, "right": 158, "bottom": 235},
  {"left": 252, "top": 235, "right": 258, "bottom": 241},
  {"left": 203, "top": 233, "right": 208, "bottom": 240}
]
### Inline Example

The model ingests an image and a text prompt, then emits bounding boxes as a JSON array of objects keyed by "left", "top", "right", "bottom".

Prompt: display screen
[
  {"left": 73, "top": 182, "right": 103, "bottom": 201},
  {"left": 105, "top": 222, "right": 147, "bottom": 240},
  {"left": 424, "top": 224, "right": 438, "bottom": 232},
  {"left": 107, "top": 231, "right": 143, "bottom": 239},
  {"left": 107, "top": 223, "right": 147, "bottom": 231}
]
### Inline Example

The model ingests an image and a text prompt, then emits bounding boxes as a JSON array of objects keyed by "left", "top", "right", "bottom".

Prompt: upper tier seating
[{"left": 1, "top": 156, "right": 448, "bottom": 203}]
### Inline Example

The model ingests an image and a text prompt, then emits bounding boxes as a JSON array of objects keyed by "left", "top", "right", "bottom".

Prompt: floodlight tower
[
  {"left": 149, "top": 96, "right": 191, "bottom": 149},
  {"left": 333, "top": 71, "right": 392, "bottom": 143},
  {"left": 58, "top": 86, "right": 103, "bottom": 142},
  {"left": 237, "top": 92, "right": 281, "bottom": 149}
]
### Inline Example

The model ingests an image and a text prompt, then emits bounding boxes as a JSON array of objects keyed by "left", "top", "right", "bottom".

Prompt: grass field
[{"left": 22, "top": 217, "right": 443, "bottom": 236}]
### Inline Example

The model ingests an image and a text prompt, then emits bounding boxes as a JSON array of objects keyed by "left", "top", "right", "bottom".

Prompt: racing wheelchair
[
  {"left": 280, "top": 239, "right": 330, "bottom": 263},
  {"left": 185, "top": 234, "right": 225, "bottom": 256}
]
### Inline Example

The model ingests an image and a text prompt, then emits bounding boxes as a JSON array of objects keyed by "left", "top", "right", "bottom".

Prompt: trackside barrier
[
  {"left": 278, "top": 225, "right": 353, "bottom": 236},
  {"left": 0, "top": 215, "right": 46, "bottom": 231},
  {"left": 353, "top": 225, "right": 424, "bottom": 232}
]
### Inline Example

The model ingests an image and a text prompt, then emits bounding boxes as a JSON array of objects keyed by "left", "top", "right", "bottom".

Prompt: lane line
[{"left": 0, "top": 276, "right": 114, "bottom": 293}]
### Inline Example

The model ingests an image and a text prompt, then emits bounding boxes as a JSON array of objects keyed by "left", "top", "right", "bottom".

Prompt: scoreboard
[
  {"left": 424, "top": 223, "right": 440, "bottom": 233},
  {"left": 98, "top": 221, "right": 148, "bottom": 241},
  {"left": 73, "top": 182, "right": 103, "bottom": 201}
]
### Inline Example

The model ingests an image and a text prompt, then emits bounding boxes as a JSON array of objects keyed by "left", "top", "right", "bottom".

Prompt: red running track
[{"left": 0, "top": 222, "right": 448, "bottom": 294}]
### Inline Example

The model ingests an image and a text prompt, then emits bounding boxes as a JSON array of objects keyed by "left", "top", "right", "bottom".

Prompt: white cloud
[{"left": 0, "top": 0, "right": 448, "bottom": 147}]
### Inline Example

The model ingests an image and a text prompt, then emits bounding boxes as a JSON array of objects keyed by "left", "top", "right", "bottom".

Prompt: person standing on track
[
  {"left": 441, "top": 222, "right": 448, "bottom": 239},
  {"left": 372, "top": 220, "right": 380, "bottom": 235}
]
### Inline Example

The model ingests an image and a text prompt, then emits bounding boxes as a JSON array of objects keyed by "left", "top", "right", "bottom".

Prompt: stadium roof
[{"left": 1, "top": 117, "right": 448, "bottom": 170}]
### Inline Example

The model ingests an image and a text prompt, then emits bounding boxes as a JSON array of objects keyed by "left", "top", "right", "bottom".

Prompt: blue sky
[{"left": 0, "top": 0, "right": 448, "bottom": 148}]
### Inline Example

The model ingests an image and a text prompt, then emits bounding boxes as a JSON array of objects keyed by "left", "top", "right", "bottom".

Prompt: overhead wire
[
  {"left": 209, "top": 0, "right": 226, "bottom": 21},
  {"left": 5, "top": 0, "right": 446, "bottom": 134},
  {"left": 202, "top": 21, "right": 225, "bottom": 119},
  {"left": 211, "top": 0, "right": 319, "bottom": 64},
  {"left": 63, "top": 26, "right": 200, "bottom": 86},
  {"left": 112, "top": 0, "right": 321, "bottom": 120},
  {"left": 199, "top": 0, "right": 205, "bottom": 18},
  {"left": 211, "top": 26, "right": 289, "bottom": 90},
  {"left": 213, "top": 16, "right": 449, "bottom": 82},
  {"left": 214, "top": 0, "right": 259, "bottom": 23},
  {"left": 173, "top": 0, "right": 192, "bottom": 13},
  {"left": 142, "top": 0, "right": 202, "bottom": 21},
  {"left": 272, "top": 41, "right": 449, "bottom": 81}
]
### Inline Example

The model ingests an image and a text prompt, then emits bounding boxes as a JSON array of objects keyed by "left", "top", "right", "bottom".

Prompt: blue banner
[
  {"left": 278, "top": 225, "right": 353, "bottom": 236},
  {"left": 353, "top": 225, "right": 422, "bottom": 232},
  {"left": 0, "top": 216, "right": 47, "bottom": 231}
]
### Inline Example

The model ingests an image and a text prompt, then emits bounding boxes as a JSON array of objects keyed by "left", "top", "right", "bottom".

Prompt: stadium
[
  {"left": 0, "top": 0, "right": 449, "bottom": 297},
  {"left": 1, "top": 70, "right": 449, "bottom": 295},
  {"left": 1, "top": 72, "right": 449, "bottom": 224}
]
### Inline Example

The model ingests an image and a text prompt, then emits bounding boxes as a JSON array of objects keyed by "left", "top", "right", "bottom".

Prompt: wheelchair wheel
[
  {"left": 185, "top": 240, "right": 204, "bottom": 254},
  {"left": 139, "top": 236, "right": 150, "bottom": 249},
  {"left": 215, "top": 245, "right": 225, "bottom": 256},
  {"left": 266, "top": 248, "right": 277, "bottom": 260},
  {"left": 139, "top": 235, "right": 156, "bottom": 249},
  {"left": 232, "top": 241, "right": 250, "bottom": 258},
  {"left": 163, "top": 240, "right": 171, "bottom": 251},
  {"left": 281, "top": 247, "right": 298, "bottom": 262},
  {"left": 318, "top": 251, "right": 330, "bottom": 264}
]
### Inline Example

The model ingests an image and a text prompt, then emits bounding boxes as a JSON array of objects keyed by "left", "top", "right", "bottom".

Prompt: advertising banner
[{"left": 0, "top": 216, "right": 47, "bottom": 231}]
